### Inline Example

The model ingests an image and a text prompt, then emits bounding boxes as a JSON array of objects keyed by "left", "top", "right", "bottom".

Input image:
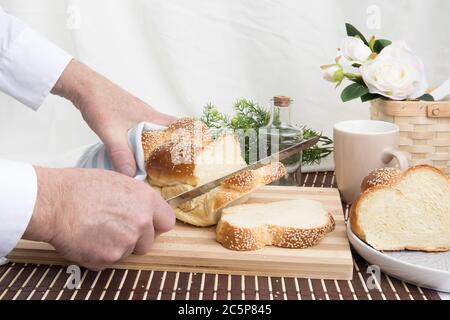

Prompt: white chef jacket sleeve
[
  {"left": 0, "top": 8, "right": 71, "bottom": 262},
  {"left": 0, "top": 7, "right": 72, "bottom": 110},
  {"left": 0, "top": 160, "right": 37, "bottom": 260}
]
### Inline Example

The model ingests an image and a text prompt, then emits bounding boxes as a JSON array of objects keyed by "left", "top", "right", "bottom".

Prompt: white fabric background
[{"left": 1, "top": 0, "right": 450, "bottom": 169}]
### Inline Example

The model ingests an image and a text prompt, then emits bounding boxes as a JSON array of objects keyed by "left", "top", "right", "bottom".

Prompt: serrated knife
[{"left": 166, "top": 136, "right": 320, "bottom": 208}]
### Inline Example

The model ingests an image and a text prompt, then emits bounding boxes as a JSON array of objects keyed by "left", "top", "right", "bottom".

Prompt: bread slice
[
  {"left": 160, "top": 163, "right": 287, "bottom": 227},
  {"left": 216, "top": 199, "right": 335, "bottom": 251},
  {"left": 350, "top": 165, "right": 450, "bottom": 252}
]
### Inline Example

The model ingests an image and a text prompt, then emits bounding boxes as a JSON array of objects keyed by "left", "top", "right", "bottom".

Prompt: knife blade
[{"left": 166, "top": 135, "right": 320, "bottom": 208}]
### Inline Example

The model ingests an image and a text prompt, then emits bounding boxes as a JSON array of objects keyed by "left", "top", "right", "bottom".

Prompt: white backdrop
[{"left": 1, "top": 0, "right": 450, "bottom": 169}]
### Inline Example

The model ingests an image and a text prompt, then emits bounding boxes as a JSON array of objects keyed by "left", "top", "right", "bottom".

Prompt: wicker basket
[{"left": 370, "top": 99, "right": 450, "bottom": 175}]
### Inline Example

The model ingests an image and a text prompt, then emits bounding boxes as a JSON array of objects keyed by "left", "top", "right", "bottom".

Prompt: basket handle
[{"left": 427, "top": 104, "right": 450, "bottom": 118}]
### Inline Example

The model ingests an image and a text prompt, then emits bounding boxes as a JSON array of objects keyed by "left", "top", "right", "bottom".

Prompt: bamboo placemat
[{"left": 0, "top": 172, "right": 442, "bottom": 300}]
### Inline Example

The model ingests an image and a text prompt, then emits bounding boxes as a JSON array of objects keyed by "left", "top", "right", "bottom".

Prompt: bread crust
[
  {"left": 217, "top": 213, "right": 335, "bottom": 251},
  {"left": 350, "top": 165, "right": 450, "bottom": 252},
  {"left": 141, "top": 118, "right": 209, "bottom": 163},
  {"left": 360, "top": 167, "right": 402, "bottom": 193},
  {"left": 147, "top": 139, "right": 198, "bottom": 186},
  {"left": 141, "top": 131, "right": 170, "bottom": 163},
  {"left": 145, "top": 118, "right": 212, "bottom": 187}
]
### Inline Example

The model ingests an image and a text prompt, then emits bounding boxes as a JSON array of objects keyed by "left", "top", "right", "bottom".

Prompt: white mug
[{"left": 334, "top": 120, "right": 409, "bottom": 204}]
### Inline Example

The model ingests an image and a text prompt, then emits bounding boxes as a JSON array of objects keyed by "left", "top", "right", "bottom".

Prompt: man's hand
[
  {"left": 51, "top": 59, "right": 176, "bottom": 177},
  {"left": 24, "top": 167, "right": 175, "bottom": 270}
]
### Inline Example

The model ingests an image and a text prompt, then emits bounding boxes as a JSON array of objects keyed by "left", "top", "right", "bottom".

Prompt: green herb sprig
[
  {"left": 229, "top": 99, "right": 271, "bottom": 131},
  {"left": 200, "top": 98, "right": 334, "bottom": 165},
  {"left": 301, "top": 127, "right": 334, "bottom": 165},
  {"left": 201, "top": 103, "right": 229, "bottom": 129}
]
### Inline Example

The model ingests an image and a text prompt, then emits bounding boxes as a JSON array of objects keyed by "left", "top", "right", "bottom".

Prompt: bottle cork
[{"left": 273, "top": 96, "right": 292, "bottom": 107}]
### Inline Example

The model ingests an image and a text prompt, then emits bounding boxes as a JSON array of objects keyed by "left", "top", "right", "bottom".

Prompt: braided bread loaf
[{"left": 141, "top": 118, "right": 286, "bottom": 227}]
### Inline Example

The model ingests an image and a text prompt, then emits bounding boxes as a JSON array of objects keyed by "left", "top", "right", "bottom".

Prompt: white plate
[{"left": 347, "top": 223, "right": 450, "bottom": 293}]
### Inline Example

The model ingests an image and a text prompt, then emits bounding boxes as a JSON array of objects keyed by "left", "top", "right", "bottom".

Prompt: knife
[{"left": 167, "top": 136, "right": 320, "bottom": 208}]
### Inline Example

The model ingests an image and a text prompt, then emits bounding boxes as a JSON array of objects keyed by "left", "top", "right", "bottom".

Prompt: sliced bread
[
  {"left": 350, "top": 165, "right": 450, "bottom": 252},
  {"left": 161, "top": 163, "right": 287, "bottom": 227},
  {"left": 216, "top": 199, "right": 335, "bottom": 251}
]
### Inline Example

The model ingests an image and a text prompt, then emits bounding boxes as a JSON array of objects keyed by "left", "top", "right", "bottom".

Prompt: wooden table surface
[{"left": 0, "top": 171, "right": 442, "bottom": 300}]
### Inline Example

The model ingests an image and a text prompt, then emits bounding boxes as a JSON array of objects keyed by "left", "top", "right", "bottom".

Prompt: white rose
[
  {"left": 321, "top": 64, "right": 344, "bottom": 83},
  {"left": 341, "top": 37, "right": 372, "bottom": 63},
  {"left": 360, "top": 41, "right": 428, "bottom": 100}
]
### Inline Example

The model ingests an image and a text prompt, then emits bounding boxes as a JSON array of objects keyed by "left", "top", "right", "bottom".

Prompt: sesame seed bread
[
  {"left": 145, "top": 119, "right": 246, "bottom": 187},
  {"left": 360, "top": 167, "right": 402, "bottom": 193},
  {"left": 350, "top": 165, "right": 450, "bottom": 252},
  {"left": 141, "top": 118, "right": 287, "bottom": 227},
  {"left": 216, "top": 199, "right": 335, "bottom": 251},
  {"left": 142, "top": 118, "right": 213, "bottom": 163},
  {"left": 161, "top": 163, "right": 287, "bottom": 227}
]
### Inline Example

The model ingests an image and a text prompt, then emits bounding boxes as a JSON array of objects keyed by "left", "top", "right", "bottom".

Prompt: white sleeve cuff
[
  {"left": 0, "top": 12, "right": 72, "bottom": 110},
  {"left": 0, "top": 160, "right": 37, "bottom": 258}
]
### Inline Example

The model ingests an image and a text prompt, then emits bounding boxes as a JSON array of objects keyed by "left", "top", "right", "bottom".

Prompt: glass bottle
[{"left": 260, "top": 96, "right": 303, "bottom": 186}]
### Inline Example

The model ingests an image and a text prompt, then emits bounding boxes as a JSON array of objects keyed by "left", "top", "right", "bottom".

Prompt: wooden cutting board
[{"left": 9, "top": 186, "right": 353, "bottom": 280}]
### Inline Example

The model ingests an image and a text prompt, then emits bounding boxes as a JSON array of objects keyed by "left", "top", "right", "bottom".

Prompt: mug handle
[{"left": 382, "top": 148, "right": 409, "bottom": 171}]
